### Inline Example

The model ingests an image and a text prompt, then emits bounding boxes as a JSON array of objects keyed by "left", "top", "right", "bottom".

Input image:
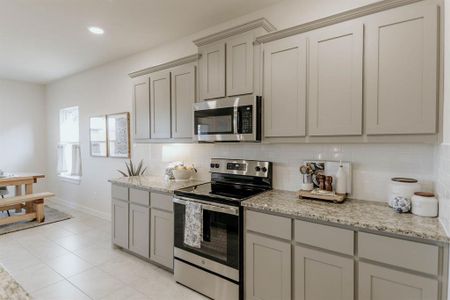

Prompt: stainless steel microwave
[{"left": 193, "top": 95, "right": 261, "bottom": 142}]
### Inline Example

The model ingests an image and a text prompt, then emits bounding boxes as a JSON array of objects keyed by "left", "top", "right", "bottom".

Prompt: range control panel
[{"left": 209, "top": 158, "right": 271, "bottom": 178}]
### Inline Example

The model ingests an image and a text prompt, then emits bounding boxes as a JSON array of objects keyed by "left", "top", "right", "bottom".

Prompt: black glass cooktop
[{"left": 174, "top": 182, "right": 267, "bottom": 204}]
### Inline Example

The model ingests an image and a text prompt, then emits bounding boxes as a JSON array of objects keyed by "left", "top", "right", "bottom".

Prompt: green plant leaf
[
  {"left": 117, "top": 170, "right": 128, "bottom": 177},
  {"left": 135, "top": 160, "right": 143, "bottom": 175},
  {"left": 129, "top": 160, "right": 135, "bottom": 176},
  {"left": 140, "top": 167, "right": 147, "bottom": 175},
  {"left": 125, "top": 161, "right": 132, "bottom": 176}
]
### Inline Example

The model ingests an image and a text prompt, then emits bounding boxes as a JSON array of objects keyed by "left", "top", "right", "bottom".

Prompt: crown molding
[
  {"left": 256, "top": 0, "right": 425, "bottom": 44},
  {"left": 129, "top": 54, "right": 200, "bottom": 78},
  {"left": 193, "top": 18, "right": 277, "bottom": 47}
]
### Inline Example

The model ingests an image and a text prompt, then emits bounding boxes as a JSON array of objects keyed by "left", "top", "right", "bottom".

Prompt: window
[{"left": 57, "top": 106, "right": 81, "bottom": 182}]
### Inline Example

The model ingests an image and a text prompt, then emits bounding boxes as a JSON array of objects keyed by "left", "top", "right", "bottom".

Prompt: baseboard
[{"left": 47, "top": 197, "right": 111, "bottom": 221}]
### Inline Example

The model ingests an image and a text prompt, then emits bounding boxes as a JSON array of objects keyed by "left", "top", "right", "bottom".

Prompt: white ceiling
[{"left": 0, "top": 0, "right": 282, "bottom": 84}]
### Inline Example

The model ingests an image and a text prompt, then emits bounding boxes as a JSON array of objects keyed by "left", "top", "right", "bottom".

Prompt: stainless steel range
[{"left": 173, "top": 158, "right": 272, "bottom": 300}]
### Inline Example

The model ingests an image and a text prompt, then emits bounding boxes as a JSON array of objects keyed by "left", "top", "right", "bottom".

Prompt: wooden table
[{"left": 0, "top": 173, "right": 45, "bottom": 213}]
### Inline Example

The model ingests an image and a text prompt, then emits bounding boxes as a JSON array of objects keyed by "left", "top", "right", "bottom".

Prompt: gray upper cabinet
[
  {"left": 199, "top": 42, "right": 226, "bottom": 100},
  {"left": 150, "top": 70, "right": 172, "bottom": 139},
  {"left": 226, "top": 32, "right": 254, "bottom": 96},
  {"left": 195, "top": 19, "right": 276, "bottom": 101},
  {"left": 263, "top": 35, "right": 307, "bottom": 137},
  {"left": 358, "top": 262, "right": 438, "bottom": 300},
  {"left": 245, "top": 232, "right": 291, "bottom": 300},
  {"left": 365, "top": 3, "right": 438, "bottom": 135},
  {"left": 171, "top": 64, "right": 196, "bottom": 139},
  {"left": 294, "top": 245, "right": 354, "bottom": 300},
  {"left": 132, "top": 75, "right": 150, "bottom": 140},
  {"left": 129, "top": 203, "right": 150, "bottom": 258},
  {"left": 308, "top": 21, "right": 363, "bottom": 136}
]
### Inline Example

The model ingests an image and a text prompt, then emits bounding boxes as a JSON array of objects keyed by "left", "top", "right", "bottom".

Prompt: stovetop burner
[
  {"left": 175, "top": 182, "right": 267, "bottom": 202},
  {"left": 174, "top": 158, "right": 272, "bottom": 205}
]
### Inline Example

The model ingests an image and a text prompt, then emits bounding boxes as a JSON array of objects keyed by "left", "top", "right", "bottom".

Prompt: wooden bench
[{"left": 0, "top": 192, "right": 54, "bottom": 226}]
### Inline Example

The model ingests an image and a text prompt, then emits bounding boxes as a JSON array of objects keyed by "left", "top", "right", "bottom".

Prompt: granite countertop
[
  {"left": 108, "top": 176, "right": 206, "bottom": 193},
  {"left": 241, "top": 190, "right": 448, "bottom": 243},
  {"left": 0, "top": 265, "right": 30, "bottom": 300}
]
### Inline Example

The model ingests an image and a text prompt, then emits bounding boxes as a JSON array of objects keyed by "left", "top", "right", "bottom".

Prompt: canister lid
[
  {"left": 414, "top": 192, "right": 435, "bottom": 197},
  {"left": 391, "top": 177, "right": 418, "bottom": 183}
]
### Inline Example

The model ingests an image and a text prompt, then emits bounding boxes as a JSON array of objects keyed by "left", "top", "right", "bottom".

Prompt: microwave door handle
[{"left": 233, "top": 106, "right": 239, "bottom": 134}]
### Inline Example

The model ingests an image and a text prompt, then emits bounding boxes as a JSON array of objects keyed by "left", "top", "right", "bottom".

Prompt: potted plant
[{"left": 117, "top": 159, "right": 147, "bottom": 177}]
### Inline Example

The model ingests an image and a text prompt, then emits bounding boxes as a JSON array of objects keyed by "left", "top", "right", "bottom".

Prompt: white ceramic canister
[
  {"left": 411, "top": 192, "right": 438, "bottom": 217},
  {"left": 388, "top": 177, "right": 421, "bottom": 207}
]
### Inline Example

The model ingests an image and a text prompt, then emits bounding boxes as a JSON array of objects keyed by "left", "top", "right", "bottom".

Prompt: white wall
[
  {"left": 0, "top": 79, "right": 47, "bottom": 192},
  {"left": 45, "top": 0, "right": 436, "bottom": 219},
  {"left": 437, "top": 0, "right": 450, "bottom": 235}
]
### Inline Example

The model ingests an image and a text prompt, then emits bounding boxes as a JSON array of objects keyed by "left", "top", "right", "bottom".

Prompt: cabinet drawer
[
  {"left": 246, "top": 210, "right": 291, "bottom": 240},
  {"left": 295, "top": 220, "right": 354, "bottom": 255},
  {"left": 150, "top": 192, "right": 173, "bottom": 212},
  {"left": 111, "top": 185, "right": 128, "bottom": 201},
  {"left": 130, "top": 188, "right": 150, "bottom": 206},
  {"left": 358, "top": 232, "right": 439, "bottom": 275}
]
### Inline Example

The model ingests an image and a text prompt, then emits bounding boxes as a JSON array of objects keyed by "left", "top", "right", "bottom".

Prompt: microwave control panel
[{"left": 239, "top": 106, "right": 253, "bottom": 134}]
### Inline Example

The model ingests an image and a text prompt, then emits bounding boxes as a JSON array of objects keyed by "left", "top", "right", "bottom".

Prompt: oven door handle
[{"left": 173, "top": 197, "right": 239, "bottom": 216}]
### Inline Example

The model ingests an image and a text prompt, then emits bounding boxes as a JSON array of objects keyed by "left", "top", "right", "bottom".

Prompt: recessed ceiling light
[{"left": 88, "top": 26, "right": 104, "bottom": 35}]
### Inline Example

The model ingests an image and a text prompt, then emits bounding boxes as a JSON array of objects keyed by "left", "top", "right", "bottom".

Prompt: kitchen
[{"left": 0, "top": 0, "right": 449, "bottom": 299}]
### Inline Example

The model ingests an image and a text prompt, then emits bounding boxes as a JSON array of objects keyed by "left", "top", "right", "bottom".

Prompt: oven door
[{"left": 173, "top": 197, "right": 240, "bottom": 275}]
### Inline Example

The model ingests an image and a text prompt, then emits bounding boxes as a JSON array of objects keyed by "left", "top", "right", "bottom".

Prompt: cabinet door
[
  {"left": 359, "top": 262, "right": 438, "bottom": 300},
  {"left": 226, "top": 32, "right": 254, "bottom": 96},
  {"left": 365, "top": 4, "right": 438, "bottom": 134},
  {"left": 263, "top": 35, "right": 307, "bottom": 137},
  {"left": 199, "top": 42, "right": 226, "bottom": 100},
  {"left": 245, "top": 232, "right": 291, "bottom": 300},
  {"left": 171, "top": 64, "right": 196, "bottom": 139},
  {"left": 112, "top": 199, "right": 129, "bottom": 249},
  {"left": 129, "top": 204, "right": 150, "bottom": 258},
  {"left": 132, "top": 75, "right": 150, "bottom": 140},
  {"left": 150, "top": 70, "right": 171, "bottom": 138},
  {"left": 308, "top": 21, "right": 363, "bottom": 136},
  {"left": 150, "top": 208, "right": 174, "bottom": 269},
  {"left": 294, "top": 245, "right": 353, "bottom": 300}
]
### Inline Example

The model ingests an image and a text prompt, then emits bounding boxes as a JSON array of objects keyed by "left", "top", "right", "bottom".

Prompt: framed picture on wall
[
  {"left": 107, "top": 112, "right": 130, "bottom": 158},
  {"left": 89, "top": 115, "right": 108, "bottom": 157}
]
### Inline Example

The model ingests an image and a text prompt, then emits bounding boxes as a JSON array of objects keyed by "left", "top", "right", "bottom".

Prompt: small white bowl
[{"left": 172, "top": 169, "right": 195, "bottom": 181}]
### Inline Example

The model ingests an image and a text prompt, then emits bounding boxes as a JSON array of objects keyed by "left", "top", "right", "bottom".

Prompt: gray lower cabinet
[
  {"left": 245, "top": 232, "right": 291, "bottom": 300},
  {"left": 245, "top": 209, "right": 444, "bottom": 300},
  {"left": 111, "top": 185, "right": 174, "bottom": 270},
  {"left": 112, "top": 198, "right": 129, "bottom": 249},
  {"left": 294, "top": 245, "right": 354, "bottom": 300},
  {"left": 358, "top": 262, "right": 438, "bottom": 300},
  {"left": 150, "top": 208, "right": 174, "bottom": 269},
  {"left": 129, "top": 203, "right": 150, "bottom": 258}
]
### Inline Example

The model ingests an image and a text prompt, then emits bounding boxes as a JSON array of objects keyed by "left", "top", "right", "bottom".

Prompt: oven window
[
  {"left": 174, "top": 203, "right": 239, "bottom": 269},
  {"left": 194, "top": 107, "right": 234, "bottom": 135}
]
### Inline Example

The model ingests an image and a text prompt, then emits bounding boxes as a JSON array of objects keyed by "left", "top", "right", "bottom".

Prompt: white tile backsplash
[
  {"left": 133, "top": 143, "right": 435, "bottom": 203},
  {"left": 436, "top": 144, "right": 450, "bottom": 234}
]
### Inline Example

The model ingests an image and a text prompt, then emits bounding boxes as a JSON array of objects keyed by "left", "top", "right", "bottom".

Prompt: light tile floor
[{"left": 0, "top": 203, "right": 207, "bottom": 300}]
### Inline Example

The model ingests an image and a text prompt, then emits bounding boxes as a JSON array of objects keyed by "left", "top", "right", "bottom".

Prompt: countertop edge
[
  {"left": 242, "top": 198, "right": 449, "bottom": 244},
  {"left": 108, "top": 177, "right": 206, "bottom": 194}
]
